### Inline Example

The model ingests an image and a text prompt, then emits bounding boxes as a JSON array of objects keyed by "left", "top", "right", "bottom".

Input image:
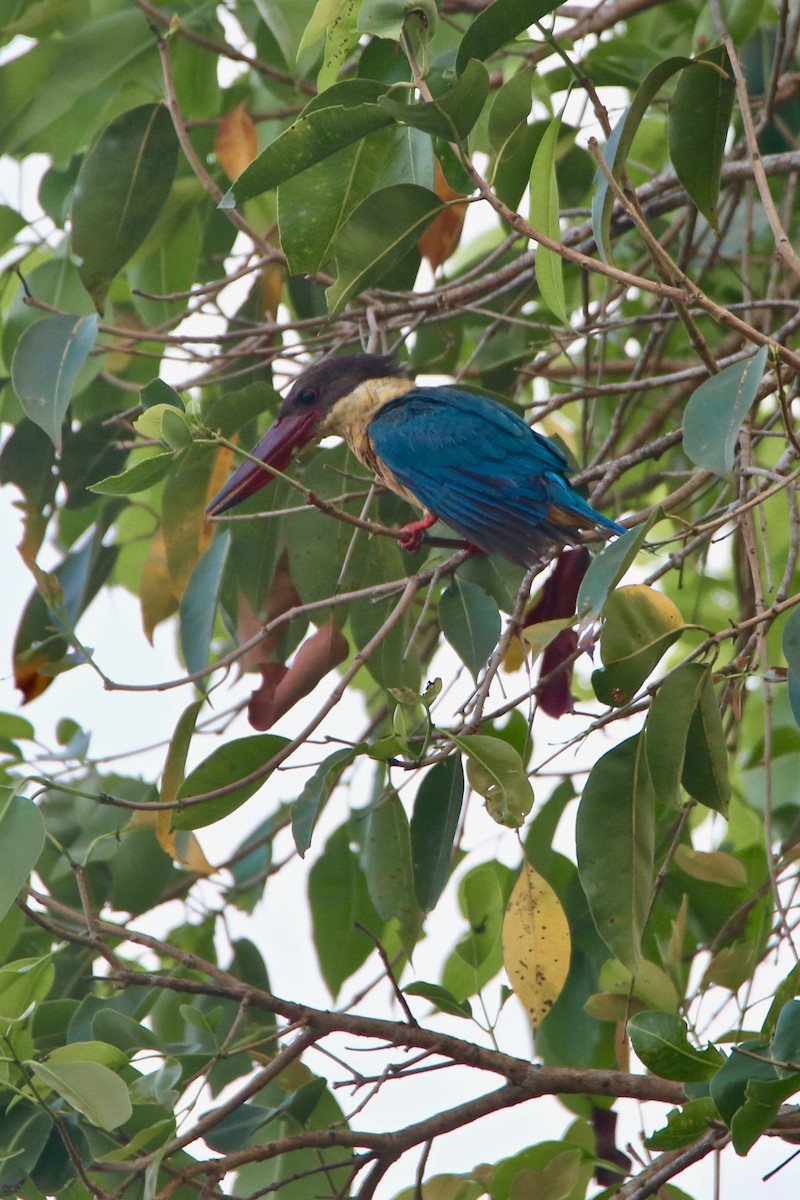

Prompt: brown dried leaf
[
  {"left": 418, "top": 160, "right": 467, "bottom": 271},
  {"left": 216, "top": 102, "right": 258, "bottom": 182}
]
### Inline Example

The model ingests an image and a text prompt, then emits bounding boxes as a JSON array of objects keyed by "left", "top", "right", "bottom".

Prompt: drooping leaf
[
  {"left": 442, "top": 861, "right": 513, "bottom": 1001},
  {"left": 179, "top": 531, "right": 231, "bottom": 679},
  {"left": 576, "top": 734, "right": 654, "bottom": 972},
  {"left": 71, "top": 104, "right": 179, "bottom": 312},
  {"left": 438, "top": 578, "right": 501, "bottom": 679},
  {"left": 89, "top": 452, "right": 174, "bottom": 496},
  {"left": 668, "top": 47, "right": 734, "bottom": 231},
  {"left": 682, "top": 669, "right": 730, "bottom": 814},
  {"left": 783, "top": 606, "right": 800, "bottom": 728},
  {"left": 0, "top": 793, "right": 45, "bottom": 923},
  {"left": 11, "top": 314, "right": 98, "bottom": 452},
  {"left": 503, "top": 858, "right": 571, "bottom": 1031},
  {"left": 645, "top": 662, "right": 710, "bottom": 808},
  {"left": 591, "top": 57, "right": 693, "bottom": 262},
  {"left": 529, "top": 112, "right": 568, "bottom": 324},
  {"left": 359, "top": 791, "right": 421, "bottom": 953},
  {"left": 410, "top": 753, "right": 464, "bottom": 912},
  {"left": 682, "top": 346, "right": 769, "bottom": 478},
  {"left": 309, "top": 823, "right": 381, "bottom": 996}
]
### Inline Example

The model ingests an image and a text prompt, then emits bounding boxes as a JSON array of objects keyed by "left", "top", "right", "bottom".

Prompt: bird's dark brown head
[
  {"left": 279, "top": 353, "right": 404, "bottom": 419},
  {"left": 206, "top": 353, "right": 407, "bottom": 515}
]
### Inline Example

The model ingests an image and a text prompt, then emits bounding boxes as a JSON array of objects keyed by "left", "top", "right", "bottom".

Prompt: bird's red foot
[{"left": 397, "top": 512, "right": 438, "bottom": 553}]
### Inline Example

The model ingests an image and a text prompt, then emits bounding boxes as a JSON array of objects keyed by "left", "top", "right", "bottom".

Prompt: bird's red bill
[{"left": 206, "top": 410, "right": 318, "bottom": 515}]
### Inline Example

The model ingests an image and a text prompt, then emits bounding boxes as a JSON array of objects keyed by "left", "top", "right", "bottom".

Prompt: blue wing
[{"left": 368, "top": 387, "right": 624, "bottom": 563}]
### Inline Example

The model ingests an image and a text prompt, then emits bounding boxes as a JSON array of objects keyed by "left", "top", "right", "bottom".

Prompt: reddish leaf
[
  {"left": 418, "top": 160, "right": 467, "bottom": 271},
  {"left": 248, "top": 620, "right": 349, "bottom": 730},
  {"left": 525, "top": 547, "right": 589, "bottom": 718}
]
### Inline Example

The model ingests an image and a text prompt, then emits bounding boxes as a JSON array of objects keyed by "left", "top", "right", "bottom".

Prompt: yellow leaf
[
  {"left": 503, "top": 859, "right": 571, "bottom": 1031},
  {"left": 139, "top": 530, "right": 178, "bottom": 642}
]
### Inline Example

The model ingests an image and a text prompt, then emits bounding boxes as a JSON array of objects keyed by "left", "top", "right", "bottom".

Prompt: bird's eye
[{"left": 295, "top": 387, "right": 318, "bottom": 406}]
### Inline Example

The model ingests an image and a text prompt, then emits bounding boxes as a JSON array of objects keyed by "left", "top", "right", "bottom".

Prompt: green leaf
[
  {"left": 772, "top": 998, "right": 800, "bottom": 1064},
  {"left": 668, "top": 47, "right": 734, "bottom": 232},
  {"left": 628, "top": 1011, "right": 724, "bottom": 1082},
  {"left": 645, "top": 663, "right": 710, "bottom": 808},
  {"left": 309, "top": 823, "right": 381, "bottom": 996},
  {"left": 592, "top": 584, "right": 685, "bottom": 707},
  {"left": 682, "top": 346, "right": 769, "bottom": 478},
  {"left": 359, "top": 791, "right": 421, "bottom": 954},
  {"left": 172, "top": 734, "right": 291, "bottom": 830},
  {"left": 451, "top": 734, "right": 534, "bottom": 828},
  {"left": 410, "top": 754, "right": 464, "bottom": 911},
  {"left": 160, "top": 699, "right": 204, "bottom": 808},
  {"left": 28, "top": 1060, "right": 133, "bottom": 1131},
  {"left": 0, "top": 956, "right": 55, "bottom": 1025},
  {"left": 279, "top": 123, "right": 433, "bottom": 274},
  {"left": 438, "top": 578, "right": 501, "bottom": 679},
  {"left": 0, "top": 1105, "right": 52, "bottom": 1196},
  {"left": 403, "top": 981, "right": 472, "bottom": 1018},
  {"left": 646, "top": 1097, "right": 719, "bottom": 1151},
  {"left": 575, "top": 514, "right": 656, "bottom": 622},
  {"left": 71, "top": 104, "right": 179, "bottom": 312},
  {"left": 0, "top": 714, "right": 34, "bottom": 741},
  {"left": 11, "top": 313, "right": 98, "bottom": 452},
  {"left": 224, "top": 79, "right": 395, "bottom": 204},
  {"left": 179, "top": 531, "right": 231, "bottom": 679},
  {"left": 292, "top": 746, "right": 361, "bottom": 857},
  {"left": 455, "top": 0, "right": 560, "bottom": 75},
  {"left": 0, "top": 793, "right": 45, "bottom": 923},
  {"left": 783, "top": 607, "right": 800, "bottom": 728},
  {"left": 529, "top": 112, "right": 568, "bottom": 324},
  {"left": 442, "top": 861, "right": 512, "bottom": 1001},
  {"left": 378, "top": 59, "right": 490, "bottom": 142},
  {"left": 488, "top": 66, "right": 534, "bottom": 153},
  {"left": 358, "top": 0, "right": 438, "bottom": 41},
  {"left": 89, "top": 452, "right": 174, "bottom": 496},
  {"left": 576, "top": 734, "right": 654, "bottom": 972},
  {"left": 682, "top": 669, "right": 730, "bottom": 814},
  {"left": 591, "top": 57, "right": 693, "bottom": 262},
  {"left": 326, "top": 183, "right": 443, "bottom": 316}
]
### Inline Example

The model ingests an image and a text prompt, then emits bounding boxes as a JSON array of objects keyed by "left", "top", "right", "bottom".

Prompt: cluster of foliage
[{"left": 3, "top": 0, "right": 800, "bottom": 1196}]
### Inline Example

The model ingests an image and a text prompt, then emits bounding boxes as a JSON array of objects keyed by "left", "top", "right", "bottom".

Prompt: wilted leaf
[{"left": 216, "top": 102, "right": 258, "bottom": 181}]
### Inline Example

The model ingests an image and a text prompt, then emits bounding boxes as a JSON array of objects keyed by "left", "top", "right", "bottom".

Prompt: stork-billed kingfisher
[{"left": 206, "top": 354, "right": 625, "bottom": 563}]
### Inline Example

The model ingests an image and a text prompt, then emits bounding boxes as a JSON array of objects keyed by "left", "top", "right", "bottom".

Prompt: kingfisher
[{"left": 206, "top": 354, "right": 625, "bottom": 562}]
